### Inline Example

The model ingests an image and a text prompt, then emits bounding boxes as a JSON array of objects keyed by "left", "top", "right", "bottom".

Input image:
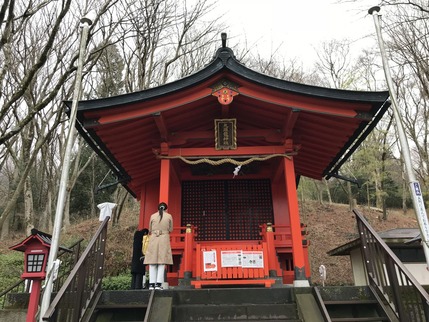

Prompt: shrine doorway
[{"left": 181, "top": 179, "right": 274, "bottom": 241}]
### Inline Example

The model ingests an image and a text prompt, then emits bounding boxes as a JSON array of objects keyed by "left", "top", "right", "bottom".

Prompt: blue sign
[{"left": 414, "top": 182, "right": 422, "bottom": 196}]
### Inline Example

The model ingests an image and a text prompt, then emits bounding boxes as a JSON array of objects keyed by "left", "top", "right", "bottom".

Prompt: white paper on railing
[
  {"left": 203, "top": 250, "right": 217, "bottom": 272},
  {"left": 97, "top": 202, "right": 117, "bottom": 221}
]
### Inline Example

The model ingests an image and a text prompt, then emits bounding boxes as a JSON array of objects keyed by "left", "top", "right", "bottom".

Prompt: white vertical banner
[{"left": 203, "top": 250, "right": 217, "bottom": 272}]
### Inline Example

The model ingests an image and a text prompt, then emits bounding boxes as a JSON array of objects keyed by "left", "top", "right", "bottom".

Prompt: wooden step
[
  {"left": 96, "top": 303, "right": 148, "bottom": 309},
  {"left": 331, "top": 317, "right": 389, "bottom": 322},
  {"left": 324, "top": 299, "right": 378, "bottom": 305}
]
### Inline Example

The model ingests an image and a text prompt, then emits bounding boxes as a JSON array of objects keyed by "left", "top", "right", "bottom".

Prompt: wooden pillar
[
  {"left": 183, "top": 224, "right": 193, "bottom": 279},
  {"left": 159, "top": 158, "right": 170, "bottom": 204},
  {"left": 26, "top": 280, "right": 41, "bottom": 322},
  {"left": 283, "top": 157, "right": 309, "bottom": 286},
  {"left": 265, "top": 223, "right": 279, "bottom": 277}
]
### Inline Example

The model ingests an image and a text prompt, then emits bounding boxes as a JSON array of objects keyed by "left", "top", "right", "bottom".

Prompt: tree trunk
[
  {"left": 39, "top": 188, "right": 53, "bottom": 231},
  {"left": 347, "top": 182, "right": 353, "bottom": 211},
  {"left": 324, "top": 179, "right": 332, "bottom": 205},
  {"left": 313, "top": 181, "right": 323, "bottom": 205},
  {"left": 24, "top": 177, "right": 34, "bottom": 235},
  {"left": 366, "top": 183, "right": 370, "bottom": 210},
  {"left": 0, "top": 213, "right": 10, "bottom": 240},
  {"left": 113, "top": 187, "right": 128, "bottom": 225}
]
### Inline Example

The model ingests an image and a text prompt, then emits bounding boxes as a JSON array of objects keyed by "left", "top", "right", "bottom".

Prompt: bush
[
  {"left": 102, "top": 273, "right": 131, "bottom": 290},
  {"left": 0, "top": 252, "right": 24, "bottom": 291}
]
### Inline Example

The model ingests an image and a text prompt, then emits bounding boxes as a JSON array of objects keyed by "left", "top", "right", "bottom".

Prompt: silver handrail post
[
  {"left": 368, "top": 6, "right": 429, "bottom": 270},
  {"left": 39, "top": 11, "right": 95, "bottom": 321}
]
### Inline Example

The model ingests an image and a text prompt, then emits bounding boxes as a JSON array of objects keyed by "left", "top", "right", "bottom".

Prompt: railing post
[
  {"left": 96, "top": 227, "right": 107, "bottom": 283},
  {"left": 384, "top": 255, "right": 408, "bottom": 321},
  {"left": 74, "top": 257, "right": 87, "bottom": 322},
  {"left": 422, "top": 294, "right": 429, "bottom": 320},
  {"left": 265, "top": 223, "right": 278, "bottom": 277},
  {"left": 183, "top": 224, "right": 193, "bottom": 280}
]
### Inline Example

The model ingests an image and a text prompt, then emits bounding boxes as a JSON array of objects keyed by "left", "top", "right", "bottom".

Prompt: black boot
[{"left": 148, "top": 283, "right": 155, "bottom": 290}]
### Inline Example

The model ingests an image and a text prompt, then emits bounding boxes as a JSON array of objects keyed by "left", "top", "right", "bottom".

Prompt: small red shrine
[{"left": 72, "top": 35, "right": 390, "bottom": 287}]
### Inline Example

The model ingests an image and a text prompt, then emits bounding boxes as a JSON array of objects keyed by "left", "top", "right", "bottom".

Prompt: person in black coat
[{"left": 131, "top": 228, "right": 149, "bottom": 289}]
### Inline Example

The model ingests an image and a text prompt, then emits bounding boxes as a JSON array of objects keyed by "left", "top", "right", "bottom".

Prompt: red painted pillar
[
  {"left": 159, "top": 158, "right": 170, "bottom": 204},
  {"left": 265, "top": 223, "right": 279, "bottom": 277},
  {"left": 283, "top": 157, "right": 308, "bottom": 284},
  {"left": 183, "top": 224, "right": 193, "bottom": 279},
  {"left": 26, "top": 280, "right": 41, "bottom": 322}
]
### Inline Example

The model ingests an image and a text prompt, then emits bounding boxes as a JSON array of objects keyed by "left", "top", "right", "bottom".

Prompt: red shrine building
[{"left": 73, "top": 37, "right": 390, "bottom": 288}]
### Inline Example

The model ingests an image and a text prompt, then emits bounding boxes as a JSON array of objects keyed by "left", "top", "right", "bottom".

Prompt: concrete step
[
  {"left": 165, "top": 287, "right": 300, "bottom": 321},
  {"left": 165, "top": 287, "right": 296, "bottom": 305},
  {"left": 331, "top": 318, "right": 389, "bottom": 322},
  {"left": 177, "top": 320, "right": 301, "bottom": 322},
  {"left": 147, "top": 297, "right": 172, "bottom": 322},
  {"left": 92, "top": 288, "right": 301, "bottom": 321},
  {"left": 316, "top": 286, "right": 390, "bottom": 322},
  {"left": 172, "top": 303, "right": 299, "bottom": 321},
  {"left": 93, "top": 308, "right": 146, "bottom": 322}
]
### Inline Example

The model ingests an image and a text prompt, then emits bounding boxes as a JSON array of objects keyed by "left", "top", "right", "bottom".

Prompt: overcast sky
[{"left": 204, "top": 0, "right": 381, "bottom": 66}]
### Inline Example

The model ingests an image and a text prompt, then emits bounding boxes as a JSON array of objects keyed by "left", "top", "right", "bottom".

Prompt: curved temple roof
[{"left": 71, "top": 45, "right": 390, "bottom": 197}]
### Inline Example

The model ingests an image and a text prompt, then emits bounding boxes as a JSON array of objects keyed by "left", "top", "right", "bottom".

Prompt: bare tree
[
  {"left": 0, "top": 0, "right": 226, "bottom": 236},
  {"left": 384, "top": 2, "right": 429, "bottom": 193},
  {"left": 119, "top": 0, "right": 223, "bottom": 92},
  {"left": 0, "top": 0, "right": 122, "bottom": 235}
]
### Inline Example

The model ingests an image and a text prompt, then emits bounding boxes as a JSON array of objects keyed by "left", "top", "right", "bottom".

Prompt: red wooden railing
[
  {"left": 191, "top": 241, "right": 275, "bottom": 288},
  {"left": 169, "top": 222, "right": 307, "bottom": 287}
]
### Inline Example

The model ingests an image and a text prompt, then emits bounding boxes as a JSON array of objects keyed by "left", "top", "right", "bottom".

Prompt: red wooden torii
[{"left": 72, "top": 38, "right": 390, "bottom": 287}]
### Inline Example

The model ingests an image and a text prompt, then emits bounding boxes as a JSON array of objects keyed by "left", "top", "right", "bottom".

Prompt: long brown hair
[{"left": 158, "top": 202, "right": 167, "bottom": 222}]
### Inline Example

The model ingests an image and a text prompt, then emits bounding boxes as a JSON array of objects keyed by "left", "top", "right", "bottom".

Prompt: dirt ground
[
  {"left": 302, "top": 201, "right": 418, "bottom": 285},
  {"left": 1, "top": 200, "right": 419, "bottom": 286}
]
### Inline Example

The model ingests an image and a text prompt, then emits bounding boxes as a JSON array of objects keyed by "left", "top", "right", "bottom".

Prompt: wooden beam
[
  {"left": 239, "top": 86, "right": 367, "bottom": 118},
  {"left": 166, "top": 145, "right": 291, "bottom": 157},
  {"left": 169, "top": 129, "right": 283, "bottom": 145},
  {"left": 90, "top": 87, "right": 212, "bottom": 126},
  {"left": 283, "top": 109, "right": 300, "bottom": 138},
  {"left": 221, "top": 105, "right": 229, "bottom": 118},
  {"left": 152, "top": 112, "right": 169, "bottom": 141}
]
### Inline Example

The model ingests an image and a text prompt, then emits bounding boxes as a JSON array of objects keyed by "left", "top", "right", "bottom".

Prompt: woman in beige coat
[{"left": 144, "top": 202, "right": 173, "bottom": 290}]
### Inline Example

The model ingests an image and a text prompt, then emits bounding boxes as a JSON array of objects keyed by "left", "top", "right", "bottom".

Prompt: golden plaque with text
[{"left": 214, "top": 119, "right": 237, "bottom": 150}]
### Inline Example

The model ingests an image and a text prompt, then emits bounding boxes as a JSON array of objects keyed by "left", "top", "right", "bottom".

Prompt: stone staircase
[
  {"left": 168, "top": 288, "right": 301, "bottom": 321},
  {"left": 1, "top": 286, "right": 399, "bottom": 322},
  {"left": 314, "top": 286, "right": 394, "bottom": 322},
  {"left": 92, "top": 287, "right": 303, "bottom": 322}
]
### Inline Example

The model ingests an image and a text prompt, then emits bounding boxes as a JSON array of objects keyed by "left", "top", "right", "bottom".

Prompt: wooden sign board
[{"left": 215, "top": 119, "right": 237, "bottom": 150}]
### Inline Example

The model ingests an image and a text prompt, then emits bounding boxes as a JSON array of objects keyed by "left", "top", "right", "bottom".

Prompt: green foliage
[
  {"left": 0, "top": 252, "right": 24, "bottom": 291},
  {"left": 102, "top": 272, "right": 131, "bottom": 290},
  {"left": 94, "top": 42, "right": 125, "bottom": 98}
]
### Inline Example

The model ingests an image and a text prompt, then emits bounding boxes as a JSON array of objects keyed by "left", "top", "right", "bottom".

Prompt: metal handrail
[
  {"left": 42, "top": 217, "right": 109, "bottom": 322},
  {"left": 0, "top": 238, "right": 83, "bottom": 309},
  {"left": 354, "top": 209, "right": 429, "bottom": 322}
]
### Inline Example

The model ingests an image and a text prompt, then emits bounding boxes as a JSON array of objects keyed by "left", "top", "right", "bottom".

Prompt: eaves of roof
[{"left": 66, "top": 47, "right": 389, "bottom": 113}]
